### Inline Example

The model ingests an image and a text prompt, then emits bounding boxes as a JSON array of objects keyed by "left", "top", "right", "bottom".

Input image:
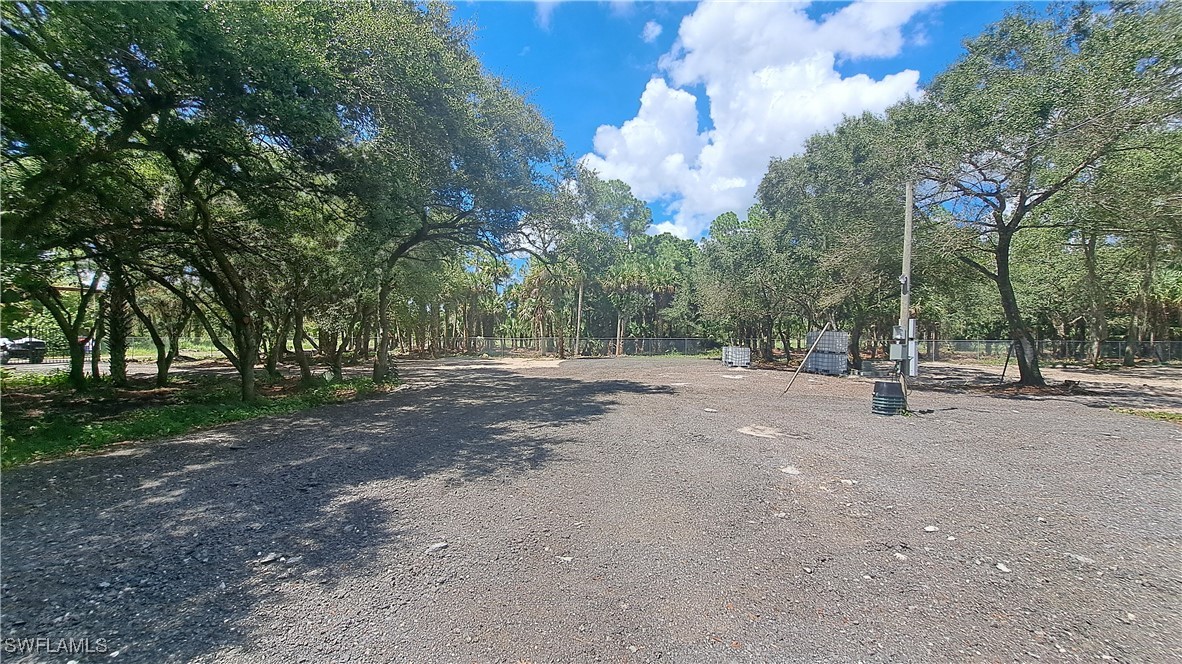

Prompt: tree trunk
[
  {"left": 240, "top": 355, "right": 257, "bottom": 401},
  {"left": 574, "top": 280, "right": 584, "bottom": 357},
  {"left": 125, "top": 279, "right": 174, "bottom": 387},
  {"left": 995, "top": 229, "right": 1044, "bottom": 385},
  {"left": 848, "top": 323, "right": 863, "bottom": 371},
  {"left": 67, "top": 337, "right": 86, "bottom": 389},
  {"left": 373, "top": 266, "right": 396, "bottom": 382},
  {"left": 431, "top": 304, "right": 441, "bottom": 358},
  {"left": 293, "top": 300, "right": 313, "bottom": 383},
  {"left": 90, "top": 295, "right": 106, "bottom": 381},
  {"left": 777, "top": 322, "right": 791, "bottom": 362},
  {"left": 615, "top": 312, "right": 624, "bottom": 357},
  {"left": 760, "top": 316, "right": 775, "bottom": 362},
  {"left": 1124, "top": 235, "right": 1156, "bottom": 367},
  {"left": 157, "top": 342, "right": 174, "bottom": 386},
  {"left": 325, "top": 332, "right": 343, "bottom": 382},
  {"left": 233, "top": 322, "right": 259, "bottom": 402},
  {"left": 556, "top": 301, "right": 566, "bottom": 360},
  {"left": 184, "top": 197, "right": 262, "bottom": 401},
  {"left": 264, "top": 310, "right": 291, "bottom": 380},
  {"left": 106, "top": 268, "right": 132, "bottom": 387},
  {"left": 356, "top": 304, "right": 371, "bottom": 359},
  {"left": 359, "top": 305, "right": 372, "bottom": 359}
]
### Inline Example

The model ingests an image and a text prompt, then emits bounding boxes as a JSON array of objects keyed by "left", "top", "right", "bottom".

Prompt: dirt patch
[
  {"left": 913, "top": 361, "right": 1182, "bottom": 412},
  {"left": 3, "top": 381, "right": 187, "bottom": 421},
  {"left": 425, "top": 357, "right": 566, "bottom": 370},
  {"left": 963, "top": 381, "right": 1094, "bottom": 397}
]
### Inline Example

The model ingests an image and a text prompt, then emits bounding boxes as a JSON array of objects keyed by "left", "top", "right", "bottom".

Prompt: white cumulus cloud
[
  {"left": 642, "top": 20, "right": 663, "bottom": 43},
  {"left": 650, "top": 221, "right": 691, "bottom": 239},
  {"left": 535, "top": 0, "right": 560, "bottom": 30},
  {"left": 582, "top": 78, "right": 705, "bottom": 202},
  {"left": 580, "top": 0, "right": 936, "bottom": 238}
]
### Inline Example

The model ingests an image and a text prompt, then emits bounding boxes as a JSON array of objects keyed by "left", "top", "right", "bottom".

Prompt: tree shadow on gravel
[
  {"left": 911, "top": 365, "right": 1182, "bottom": 411},
  {"left": 0, "top": 367, "right": 671, "bottom": 663}
]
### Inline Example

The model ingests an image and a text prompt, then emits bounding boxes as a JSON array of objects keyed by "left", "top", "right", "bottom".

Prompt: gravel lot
[{"left": 2, "top": 357, "right": 1180, "bottom": 662}]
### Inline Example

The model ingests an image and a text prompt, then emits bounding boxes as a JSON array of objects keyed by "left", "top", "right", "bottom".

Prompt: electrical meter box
[{"left": 889, "top": 343, "right": 907, "bottom": 360}]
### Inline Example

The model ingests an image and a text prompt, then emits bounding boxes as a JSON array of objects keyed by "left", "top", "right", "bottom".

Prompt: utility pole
[
  {"left": 874, "top": 181, "right": 919, "bottom": 416},
  {"left": 899, "top": 181, "right": 913, "bottom": 336},
  {"left": 890, "top": 181, "right": 917, "bottom": 405}
]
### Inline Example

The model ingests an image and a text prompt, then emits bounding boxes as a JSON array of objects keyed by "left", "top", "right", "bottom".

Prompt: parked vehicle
[{"left": 0, "top": 337, "right": 47, "bottom": 364}]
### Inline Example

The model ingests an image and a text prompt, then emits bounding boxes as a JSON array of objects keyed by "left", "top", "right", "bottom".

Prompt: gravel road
[{"left": 2, "top": 357, "right": 1180, "bottom": 662}]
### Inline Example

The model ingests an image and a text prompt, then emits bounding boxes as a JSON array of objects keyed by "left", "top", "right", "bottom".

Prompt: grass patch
[
  {"left": 1, "top": 368, "right": 73, "bottom": 391},
  {"left": 1112, "top": 408, "right": 1182, "bottom": 424},
  {"left": 1, "top": 371, "right": 396, "bottom": 467}
]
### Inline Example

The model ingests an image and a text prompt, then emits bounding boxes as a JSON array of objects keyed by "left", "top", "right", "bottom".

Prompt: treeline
[
  {"left": 3, "top": 3, "right": 1180, "bottom": 396},
  {"left": 514, "top": 2, "right": 1182, "bottom": 386},
  {"left": 2, "top": 1, "right": 562, "bottom": 399}
]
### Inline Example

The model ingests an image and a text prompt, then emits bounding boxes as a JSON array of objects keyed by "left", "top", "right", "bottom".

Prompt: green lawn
[
  {"left": 1112, "top": 408, "right": 1182, "bottom": 424},
  {"left": 0, "top": 370, "right": 395, "bottom": 467}
]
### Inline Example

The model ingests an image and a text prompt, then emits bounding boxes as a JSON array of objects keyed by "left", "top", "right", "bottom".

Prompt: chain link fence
[
  {"left": 915, "top": 339, "right": 1182, "bottom": 364},
  {"left": 0, "top": 333, "right": 716, "bottom": 365},
  {"left": 457, "top": 337, "right": 714, "bottom": 358},
  {"left": 463, "top": 337, "right": 1182, "bottom": 364},
  {"left": 3, "top": 327, "right": 1178, "bottom": 367},
  {"left": 0, "top": 330, "right": 223, "bottom": 365}
]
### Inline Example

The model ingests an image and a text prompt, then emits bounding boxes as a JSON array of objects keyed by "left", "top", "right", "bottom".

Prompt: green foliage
[
  {"left": 740, "top": 113, "right": 914, "bottom": 360},
  {"left": 2, "top": 0, "right": 1177, "bottom": 386},
  {"left": 697, "top": 206, "right": 797, "bottom": 338},
  {"left": 888, "top": 3, "right": 1182, "bottom": 382},
  {"left": 0, "top": 367, "right": 71, "bottom": 390},
  {"left": 1, "top": 376, "right": 391, "bottom": 467},
  {"left": 1112, "top": 408, "right": 1182, "bottom": 424},
  {"left": 2, "top": 1, "right": 561, "bottom": 394}
]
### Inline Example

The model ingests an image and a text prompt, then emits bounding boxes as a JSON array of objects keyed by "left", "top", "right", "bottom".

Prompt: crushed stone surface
[{"left": 2, "top": 357, "right": 1180, "bottom": 662}]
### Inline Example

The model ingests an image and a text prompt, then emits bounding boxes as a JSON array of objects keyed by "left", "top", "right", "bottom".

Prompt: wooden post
[
  {"left": 1000, "top": 342, "right": 1014, "bottom": 383},
  {"left": 782, "top": 321, "right": 832, "bottom": 395}
]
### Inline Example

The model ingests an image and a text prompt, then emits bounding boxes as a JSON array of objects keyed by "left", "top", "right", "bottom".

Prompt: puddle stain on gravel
[
  {"left": 737, "top": 426, "right": 809, "bottom": 441},
  {"left": 737, "top": 426, "right": 782, "bottom": 439}
]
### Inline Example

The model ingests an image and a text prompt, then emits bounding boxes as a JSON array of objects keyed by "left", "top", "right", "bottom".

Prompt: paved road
[{"left": 2, "top": 358, "right": 1179, "bottom": 662}]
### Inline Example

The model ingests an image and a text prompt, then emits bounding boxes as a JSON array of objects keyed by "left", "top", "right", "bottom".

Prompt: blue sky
[{"left": 452, "top": 1, "right": 1017, "bottom": 238}]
